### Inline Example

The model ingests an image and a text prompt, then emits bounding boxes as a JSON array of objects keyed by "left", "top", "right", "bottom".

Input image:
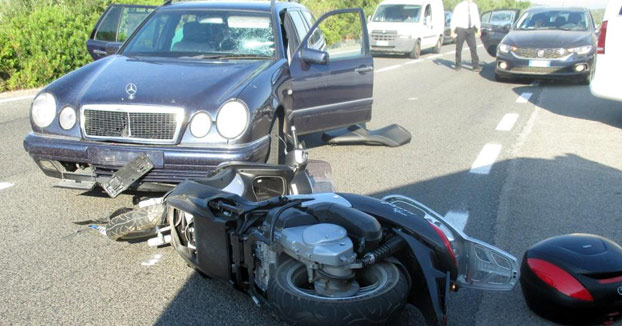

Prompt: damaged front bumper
[{"left": 23, "top": 132, "right": 270, "bottom": 191}]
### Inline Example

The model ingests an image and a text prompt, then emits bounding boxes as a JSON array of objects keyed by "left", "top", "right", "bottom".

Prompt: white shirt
[{"left": 450, "top": 1, "right": 481, "bottom": 30}]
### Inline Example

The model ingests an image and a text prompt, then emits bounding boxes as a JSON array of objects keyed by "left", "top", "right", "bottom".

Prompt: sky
[{"left": 530, "top": 0, "right": 609, "bottom": 9}]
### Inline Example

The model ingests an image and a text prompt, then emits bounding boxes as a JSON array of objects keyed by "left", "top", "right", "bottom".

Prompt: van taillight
[{"left": 597, "top": 21, "right": 608, "bottom": 54}]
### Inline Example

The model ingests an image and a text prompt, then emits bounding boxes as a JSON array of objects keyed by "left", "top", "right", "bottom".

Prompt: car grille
[
  {"left": 510, "top": 66, "right": 567, "bottom": 74},
  {"left": 82, "top": 105, "right": 184, "bottom": 144},
  {"left": 371, "top": 30, "right": 398, "bottom": 41},
  {"left": 513, "top": 48, "right": 568, "bottom": 59}
]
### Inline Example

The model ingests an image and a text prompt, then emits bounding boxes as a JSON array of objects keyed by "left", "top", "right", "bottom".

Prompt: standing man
[{"left": 450, "top": 0, "right": 481, "bottom": 71}]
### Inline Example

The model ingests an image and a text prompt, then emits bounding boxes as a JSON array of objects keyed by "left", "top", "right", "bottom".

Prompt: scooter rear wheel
[{"left": 267, "top": 259, "right": 409, "bottom": 325}]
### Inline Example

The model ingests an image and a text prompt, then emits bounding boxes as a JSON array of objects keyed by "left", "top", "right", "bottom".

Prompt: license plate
[
  {"left": 376, "top": 41, "right": 389, "bottom": 46},
  {"left": 102, "top": 153, "right": 154, "bottom": 198},
  {"left": 529, "top": 60, "right": 550, "bottom": 68}
]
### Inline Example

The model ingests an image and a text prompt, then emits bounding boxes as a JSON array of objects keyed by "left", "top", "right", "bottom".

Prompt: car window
[
  {"left": 481, "top": 12, "right": 491, "bottom": 24},
  {"left": 123, "top": 10, "right": 276, "bottom": 59},
  {"left": 372, "top": 5, "right": 420, "bottom": 23},
  {"left": 517, "top": 10, "right": 589, "bottom": 31},
  {"left": 424, "top": 5, "right": 432, "bottom": 26},
  {"left": 301, "top": 10, "right": 323, "bottom": 48},
  {"left": 117, "top": 7, "right": 154, "bottom": 42},
  {"left": 289, "top": 10, "right": 309, "bottom": 42},
  {"left": 307, "top": 11, "right": 364, "bottom": 61},
  {"left": 94, "top": 6, "right": 123, "bottom": 42},
  {"left": 490, "top": 10, "right": 516, "bottom": 26}
]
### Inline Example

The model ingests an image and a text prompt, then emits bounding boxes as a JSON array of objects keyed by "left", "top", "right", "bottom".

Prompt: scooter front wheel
[{"left": 267, "top": 259, "right": 409, "bottom": 325}]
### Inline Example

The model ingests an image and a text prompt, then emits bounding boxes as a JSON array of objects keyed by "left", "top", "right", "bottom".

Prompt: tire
[
  {"left": 266, "top": 116, "right": 284, "bottom": 165},
  {"left": 267, "top": 259, "right": 409, "bottom": 326},
  {"left": 408, "top": 40, "right": 421, "bottom": 59},
  {"left": 432, "top": 36, "right": 442, "bottom": 54},
  {"left": 106, "top": 204, "right": 165, "bottom": 241}
]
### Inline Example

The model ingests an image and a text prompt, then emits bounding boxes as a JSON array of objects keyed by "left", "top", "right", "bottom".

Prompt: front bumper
[
  {"left": 495, "top": 52, "right": 594, "bottom": 79},
  {"left": 370, "top": 38, "right": 416, "bottom": 54},
  {"left": 23, "top": 132, "right": 270, "bottom": 186}
]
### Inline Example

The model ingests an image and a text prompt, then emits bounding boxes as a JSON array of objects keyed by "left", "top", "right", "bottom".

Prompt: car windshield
[
  {"left": 516, "top": 9, "right": 589, "bottom": 31},
  {"left": 122, "top": 9, "right": 275, "bottom": 59},
  {"left": 372, "top": 5, "right": 421, "bottom": 23}
]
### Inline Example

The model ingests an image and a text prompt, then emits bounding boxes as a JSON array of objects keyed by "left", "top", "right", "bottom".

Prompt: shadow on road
[
  {"left": 151, "top": 153, "right": 622, "bottom": 326},
  {"left": 512, "top": 84, "right": 622, "bottom": 128}
]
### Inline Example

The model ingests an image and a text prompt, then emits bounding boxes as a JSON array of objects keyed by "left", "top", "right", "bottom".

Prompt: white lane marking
[
  {"left": 141, "top": 254, "right": 163, "bottom": 266},
  {"left": 444, "top": 210, "right": 469, "bottom": 232},
  {"left": 428, "top": 54, "right": 443, "bottom": 59},
  {"left": 376, "top": 64, "right": 402, "bottom": 73},
  {"left": 444, "top": 50, "right": 456, "bottom": 55},
  {"left": 470, "top": 143, "right": 502, "bottom": 175},
  {"left": 0, "top": 95, "right": 34, "bottom": 104},
  {"left": 408, "top": 97, "right": 418, "bottom": 101},
  {"left": 405, "top": 59, "right": 424, "bottom": 65},
  {"left": 516, "top": 92, "right": 533, "bottom": 104},
  {"left": 496, "top": 113, "right": 519, "bottom": 131},
  {"left": 0, "top": 182, "right": 14, "bottom": 190}
]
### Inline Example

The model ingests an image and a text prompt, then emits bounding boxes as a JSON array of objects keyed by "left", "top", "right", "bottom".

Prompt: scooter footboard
[{"left": 381, "top": 195, "right": 519, "bottom": 291}]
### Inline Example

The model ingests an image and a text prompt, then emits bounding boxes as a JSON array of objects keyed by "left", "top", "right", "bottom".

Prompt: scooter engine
[{"left": 278, "top": 223, "right": 360, "bottom": 297}]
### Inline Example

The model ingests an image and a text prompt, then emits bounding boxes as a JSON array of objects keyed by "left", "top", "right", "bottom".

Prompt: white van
[
  {"left": 590, "top": 0, "right": 622, "bottom": 102},
  {"left": 368, "top": 0, "right": 445, "bottom": 58}
]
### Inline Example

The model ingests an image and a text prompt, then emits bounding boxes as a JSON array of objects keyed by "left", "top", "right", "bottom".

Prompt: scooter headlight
[
  {"left": 216, "top": 100, "right": 249, "bottom": 139},
  {"left": 31, "top": 93, "right": 57, "bottom": 128}
]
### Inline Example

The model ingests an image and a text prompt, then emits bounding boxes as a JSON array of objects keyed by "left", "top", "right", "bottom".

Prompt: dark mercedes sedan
[
  {"left": 23, "top": 1, "right": 373, "bottom": 192},
  {"left": 488, "top": 7, "right": 597, "bottom": 84}
]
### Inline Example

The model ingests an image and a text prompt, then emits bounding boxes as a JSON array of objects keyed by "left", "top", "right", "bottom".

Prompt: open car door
[
  {"left": 87, "top": 4, "right": 156, "bottom": 60},
  {"left": 286, "top": 8, "right": 373, "bottom": 135},
  {"left": 480, "top": 9, "right": 521, "bottom": 57}
]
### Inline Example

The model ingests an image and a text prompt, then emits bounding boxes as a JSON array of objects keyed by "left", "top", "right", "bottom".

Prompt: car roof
[{"left": 162, "top": 1, "right": 305, "bottom": 13}]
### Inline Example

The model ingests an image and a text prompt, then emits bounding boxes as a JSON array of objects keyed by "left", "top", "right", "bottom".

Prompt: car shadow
[
  {"left": 151, "top": 153, "right": 622, "bottom": 326},
  {"left": 512, "top": 83, "right": 622, "bottom": 128}
]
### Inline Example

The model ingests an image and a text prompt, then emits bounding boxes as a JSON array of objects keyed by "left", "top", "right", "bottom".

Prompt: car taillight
[
  {"left": 430, "top": 223, "right": 457, "bottom": 267},
  {"left": 597, "top": 21, "right": 608, "bottom": 54},
  {"left": 527, "top": 258, "right": 594, "bottom": 301}
]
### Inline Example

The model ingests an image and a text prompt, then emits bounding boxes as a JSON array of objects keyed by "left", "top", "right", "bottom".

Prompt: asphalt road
[{"left": 1, "top": 42, "right": 621, "bottom": 326}]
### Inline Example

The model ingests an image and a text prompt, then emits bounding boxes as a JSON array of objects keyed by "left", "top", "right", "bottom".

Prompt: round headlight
[
  {"left": 59, "top": 106, "right": 77, "bottom": 130},
  {"left": 31, "top": 93, "right": 57, "bottom": 128},
  {"left": 190, "top": 112, "right": 212, "bottom": 138},
  {"left": 216, "top": 100, "right": 249, "bottom": 139}
]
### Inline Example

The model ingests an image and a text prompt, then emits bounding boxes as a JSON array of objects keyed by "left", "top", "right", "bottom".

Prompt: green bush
[{"left": 0, "top": 0, "right": 160, "bottom": 92}]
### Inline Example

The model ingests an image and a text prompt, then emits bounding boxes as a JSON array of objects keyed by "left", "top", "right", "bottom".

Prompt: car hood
[
  {"left": 68, "top": 55, "right": 271, "bottom": 112},
  {"left": 503, "top": 30, "right": 594, "bottom": 48}
]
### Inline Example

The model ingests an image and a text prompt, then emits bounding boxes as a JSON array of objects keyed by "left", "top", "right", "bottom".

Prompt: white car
[{"left": 590, "top": 0, "right": 622, "bottom": 101}]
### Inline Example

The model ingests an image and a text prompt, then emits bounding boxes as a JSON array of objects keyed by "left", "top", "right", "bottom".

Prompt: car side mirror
[
  {"left": 300, "top": 48, "right": 329, "bottom": 65},
  {"left": 368, "top": 15, "right": 371, "bottom": 23},
  {"left": 503, "top": 23, "right": 512, "bottom": 32}
]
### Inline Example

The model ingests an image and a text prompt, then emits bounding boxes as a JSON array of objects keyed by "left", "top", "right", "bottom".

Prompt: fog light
[
  {"left": 498, "top": 61, "right": 508, "bottom": 70},
  {"left": 574, "top": 64, "right": 586, "bottom": 72},
  {"left": 39, "top": 160, "right": 58, "bottom": 172}
]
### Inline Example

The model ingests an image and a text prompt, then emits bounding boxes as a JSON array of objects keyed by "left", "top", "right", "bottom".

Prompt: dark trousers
[{"left": 455, "top": 27, "right": 479, "bottom": 68}]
